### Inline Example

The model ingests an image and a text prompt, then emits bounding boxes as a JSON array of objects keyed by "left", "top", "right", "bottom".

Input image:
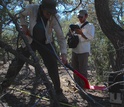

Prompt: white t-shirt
[{"left": 72, "top": 22, "right": 95, "bottom": 54}]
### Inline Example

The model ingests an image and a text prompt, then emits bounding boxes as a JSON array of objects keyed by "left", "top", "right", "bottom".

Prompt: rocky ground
[{"left": 0, "top": 62, "right": 120, "bottom": 107}]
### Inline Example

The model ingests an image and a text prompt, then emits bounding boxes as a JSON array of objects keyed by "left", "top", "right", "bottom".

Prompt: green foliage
[{"left": 89, "top": 32, "right": 115, "bottom": 82}]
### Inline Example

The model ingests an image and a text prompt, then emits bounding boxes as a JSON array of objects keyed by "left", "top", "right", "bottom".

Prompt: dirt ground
[{"left": 0, "top": 62, "right": 120, "bottom": 107}]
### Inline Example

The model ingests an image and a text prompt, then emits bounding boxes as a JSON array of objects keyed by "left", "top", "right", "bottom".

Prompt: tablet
[{"left": 69, "top": 24, "right": 80, "bottom": 31}]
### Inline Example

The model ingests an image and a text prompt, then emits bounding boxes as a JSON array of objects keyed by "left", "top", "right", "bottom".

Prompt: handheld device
[{"left": 69, "top": 24, "right": 80, "bottom": 31}]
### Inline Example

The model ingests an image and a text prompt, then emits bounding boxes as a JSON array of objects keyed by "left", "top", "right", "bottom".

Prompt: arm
[
  {"left": 52, "top": 15, "right": 68, "bottom": 64},
  {"left": 20, "top": 5, "right": 32, "bottom": 35},
  {"left": 21, "top": 25, "right": 30, "bottom": 36},
  {"left": 83, "top": 24, "right": 95, "bottom": 40},
  {"left": 75, "top": 29, "right": 88, "bottom": 39},
  {"left": 81, "top": 32, "right": 88, "bottom": 39},
  {"left": 75, "top": 24, "right": 95, "bottom": 40}
]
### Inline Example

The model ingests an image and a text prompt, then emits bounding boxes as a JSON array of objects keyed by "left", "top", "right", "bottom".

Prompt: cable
[{"left": 104, "top": 81, "right": 124, "bottom": 90}]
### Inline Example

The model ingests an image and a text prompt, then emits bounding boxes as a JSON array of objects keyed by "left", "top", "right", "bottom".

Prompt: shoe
[{"left": 56, "top": 92, "right": 68, "bottom": 103}]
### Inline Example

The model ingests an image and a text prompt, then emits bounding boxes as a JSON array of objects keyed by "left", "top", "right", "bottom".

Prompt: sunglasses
[{"left": 77, "top": 16, "right": 84, "bottom": 18}]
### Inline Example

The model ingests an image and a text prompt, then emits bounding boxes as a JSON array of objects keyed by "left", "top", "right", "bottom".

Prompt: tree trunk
[{"left": 95, "top": 0, "right": 124, "bottom": 71}]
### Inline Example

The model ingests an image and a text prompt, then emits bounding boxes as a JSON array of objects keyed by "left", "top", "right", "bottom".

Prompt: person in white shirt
[
  {"left": 71, "top": 10, "right": 95, "bottom": 88},
  {"left": 0, "top": 0, "right": 68, "bottom": 103}
]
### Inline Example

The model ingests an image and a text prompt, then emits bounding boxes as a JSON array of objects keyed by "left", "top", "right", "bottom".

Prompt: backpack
[
  {"left": 67, "top": 34, "right": 79, "bottom": 48},
  {"left": 67, "top": 21, "right": 89, "bottom": 48}
]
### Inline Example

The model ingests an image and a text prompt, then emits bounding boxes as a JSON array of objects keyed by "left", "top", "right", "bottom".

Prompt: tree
[{"left": 95, "top": 0, "right": 124, "bottom": 71}]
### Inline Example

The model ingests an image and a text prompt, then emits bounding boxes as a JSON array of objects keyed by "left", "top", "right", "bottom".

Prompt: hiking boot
[{"left": 56, "top": 92, "right": 68, "bottom": 103}]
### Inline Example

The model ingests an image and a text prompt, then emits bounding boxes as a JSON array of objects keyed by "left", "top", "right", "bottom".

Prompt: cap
[
  {"left": 78, "top": 10, "right": 87, "bottom": 17},
  {"left": 41, "top": 0, "right": 57, "bottom": 14}
]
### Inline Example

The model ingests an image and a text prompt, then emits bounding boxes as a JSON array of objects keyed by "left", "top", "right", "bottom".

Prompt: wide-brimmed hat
[
  {"left": 41, "top": 0, "right": 57, "bottom": 14},
  {"left": 77, "top": 10, "right": 87, "bottom": 17}
]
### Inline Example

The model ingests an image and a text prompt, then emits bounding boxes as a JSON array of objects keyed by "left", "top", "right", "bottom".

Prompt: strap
[{"left": 80, "top": 21, "right": 89, "bottom": 28}]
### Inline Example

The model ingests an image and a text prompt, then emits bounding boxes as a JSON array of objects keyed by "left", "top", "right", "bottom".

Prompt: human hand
[
  {"left": 61, "top": 53, "right": 68, "bottom": 64},
  {"left": 21, "top": 25, "right": 30, "bottom": 36},
  {"left": 75, "top": 29, "right": 82, "bottom": 35},
  {"left": 75, "top": 29, "right": 87, "bottom": 39}
]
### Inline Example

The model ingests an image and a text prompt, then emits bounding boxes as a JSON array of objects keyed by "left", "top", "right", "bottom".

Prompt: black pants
[{"left": 2, "top": 22, "right": 62, "bottom": 94}]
